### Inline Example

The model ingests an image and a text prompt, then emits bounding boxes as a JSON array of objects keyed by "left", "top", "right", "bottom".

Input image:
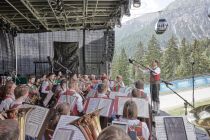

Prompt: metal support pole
[
  {"left": 82, "top": 29, "right": 86, "bottom": 74},
  {"left": 192, "top": 62, "right": 195, "bottom": 107}
]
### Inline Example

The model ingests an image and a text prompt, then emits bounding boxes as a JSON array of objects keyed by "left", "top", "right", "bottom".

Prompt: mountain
[{"left": 115, "top": 0, "right": 210, "bottom": 56}]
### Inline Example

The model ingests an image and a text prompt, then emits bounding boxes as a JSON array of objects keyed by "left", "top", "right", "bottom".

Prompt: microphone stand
[
  {"left": 164, "top": 84, "right": 194, "bottom": 115},
  {"left": 191, "top": 61, "right": 195, "bottom": 107}
]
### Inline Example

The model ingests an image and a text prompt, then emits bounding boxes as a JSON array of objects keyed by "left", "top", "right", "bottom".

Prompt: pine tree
[
  {"left": 118, "top": 48, "right": 130, "bottom": 85},
  {"left": 145, "top": 35, "right": 162, "bottom": 65},
  {"left": 176, "top": 38, "right": 192, "bottom": 77},
  {"left": 191, "top": 40, "right": 210, "bottom": 75},
  {"left": 111, "top": 53, "right": 120, "bottom": 79},
  {"left": 133, "top": 42, "right": 145, "bottom": 81},
  {"left": 161, "top": 36, "right": 180, "bottom": 80}
]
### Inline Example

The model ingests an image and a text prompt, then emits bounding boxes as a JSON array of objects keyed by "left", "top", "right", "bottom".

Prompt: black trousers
[{"left": 150, "top": 83, "right": 160, "bottom": 103}]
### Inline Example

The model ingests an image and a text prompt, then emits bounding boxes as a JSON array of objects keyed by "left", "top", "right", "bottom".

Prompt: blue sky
[{"left": 122, "top": 0, "right": 175, "bottom": 23}]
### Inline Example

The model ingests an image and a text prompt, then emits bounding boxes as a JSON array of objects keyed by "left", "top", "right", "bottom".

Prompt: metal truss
[{"left": 0, "top": 0, "right": 132, "bottom": 32}]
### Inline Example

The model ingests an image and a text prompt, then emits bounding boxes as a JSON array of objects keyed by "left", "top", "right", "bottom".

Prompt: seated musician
[
  {"left": 81, "top": 75, "right": 91, "bottom": 95},
  {"left": 0, "top": 119, "right": 19, "bottom": 140},
  {"left": 10, "top": 85, "right": 29, "bottom": 109},
  {"left": 27, "top": 75, "right": 39, "bottom": 98},
  {"left": 34, "top": 77, "right": 41, "bottom": 89},
  {"left": 101, "top": 73, "right": 108, "bottom": 81},
  {"left": 66, "top": 74, "right": 84, "bottom": 115},
  {"left": 97, "top": 83, "right": 108, "bottom": 98},
  {"left": 5, "top": 85, "right": 29, "bottom": 120},
  {"left": 130, "top": 89, "right": 147, "bottom": 100},
  {"left": 119, "top": 100, "right": 150, "bottom": 140},
  {"left": 0, "top": 81, "right": 16, "bottom": 111},
  {"left": 131, "top": 80, "right": 147, "bottom": 99},
  {"left": 112, "top": 75, "right": 125, "bottom": 92},
  {"left": 48, "top": 103, "right": 70, "bottom": 130},
  {"left": 40, "top": 73, "right": 55, "bottom": 102},
  {"left": 90, "top": 74, "right": 98, "bottom": 89},
  {"left": 97, "top": 125, "right": 131, "bottom": 140},
  {"left": 55, "top": 79, "right": 67, "bottom": 95}
]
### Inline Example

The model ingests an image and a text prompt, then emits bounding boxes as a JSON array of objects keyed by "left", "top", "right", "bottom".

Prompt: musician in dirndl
[
  {"left": 40, "top": 73, "right": 55, "bottom": 103},
  {"left": 0, "top": 81, "right": 16, "bottom": 112},
  {"left": 66, "top": 74, "right": 84, "bottom": 115},
  {"left": 118, "top": 100, "right": 150, "bottom": 140}
]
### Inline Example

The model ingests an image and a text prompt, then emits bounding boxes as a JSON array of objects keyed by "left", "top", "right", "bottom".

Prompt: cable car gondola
[
  {"left": 155, "top": 18, "right": 168, "bottom": 34},
  {"left": 133, "top": 0, "right": 141, "bottom": 8}
]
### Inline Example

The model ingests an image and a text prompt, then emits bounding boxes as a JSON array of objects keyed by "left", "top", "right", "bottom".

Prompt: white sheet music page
[
  {"left": 133, "top": 98, "right": 149, "bottom": 118},
  {"left": 155, "top": 116, "right": 167, "bottom": 140},
  {"left": 119, "top": 87, "right": 126, "bottom": 93},
  {"left": 98, "top": 98, "right": 113, "bottom": 117},
  {"left": 86, "top": 90, "right": 96, "bottom": 99},
  {"left": 117, "top": 97, "right": 131, "bottom": 116},
  {"left": 58, "top": 95, "right": 77, "bottom": 111},
  {"left": 69, "top": 96, "right": 77, "bottom": 111},
  {"left": 53, "top": 128, "right": 74, "bottom": 140},
  {"left": 24, "top": 105, "right": 49, "bottom": 138},
  {"left": 85, "top": 98, "right": 100, "bottom": 113},
  {"left": 117, "top": 97, "right": 149, "bottom": 118},
  {"left": 52, "top": 115, "right": 84, "bottom": 140},
  {"left": 43, "top": 91, "right": 54, "bottom": 106},
  {"left": 109, "top": 92, "right": 121, "bottom": 100},
  {"left": 58, "top": 95, "right": 67, "bottom": 103}
]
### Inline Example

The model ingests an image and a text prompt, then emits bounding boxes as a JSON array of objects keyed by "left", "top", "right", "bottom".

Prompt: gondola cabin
[{"left": 155, "top": 19, "right": 168, "bottom": 34}]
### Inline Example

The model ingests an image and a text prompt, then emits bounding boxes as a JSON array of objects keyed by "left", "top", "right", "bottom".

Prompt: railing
[{"left": 144, "top": 75, "right": 210, "bottom": 94}]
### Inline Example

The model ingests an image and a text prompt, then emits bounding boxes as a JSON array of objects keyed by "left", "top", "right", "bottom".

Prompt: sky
[{"left": 122, "top": 0, "right": 175, "bottom": 23}]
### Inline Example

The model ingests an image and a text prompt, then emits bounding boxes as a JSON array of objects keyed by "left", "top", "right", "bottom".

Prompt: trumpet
[{"left": 187, "top": 104, "right": 210, "bottom": 136}]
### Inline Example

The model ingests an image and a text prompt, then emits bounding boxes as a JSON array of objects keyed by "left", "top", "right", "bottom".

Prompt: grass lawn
[{"left": 166, "top": 98, "right": 210, "bottom": 116}]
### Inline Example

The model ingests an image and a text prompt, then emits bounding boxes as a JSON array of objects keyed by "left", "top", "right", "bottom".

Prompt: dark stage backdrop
[
  {"left": 0, "top": 29, "right": 15, "bottom": 74},
  {"left": 54, "top": 42, "right": 79, "bottom": 74},
  {"left": 15, "top": 30, "right": 114, "bottom": 76}
]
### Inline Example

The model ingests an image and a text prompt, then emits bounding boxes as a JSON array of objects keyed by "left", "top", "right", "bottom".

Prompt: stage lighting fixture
[{"left": 133, "top": 0, "right": 141, "bottom": 8}]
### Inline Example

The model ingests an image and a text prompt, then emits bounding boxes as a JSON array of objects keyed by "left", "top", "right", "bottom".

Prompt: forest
[{"left": 111, "top": 35, "right": 210, "bottom": 85}]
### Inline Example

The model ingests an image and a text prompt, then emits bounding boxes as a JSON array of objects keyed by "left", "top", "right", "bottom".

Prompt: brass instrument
[
  {"left": 70, "top": 109, "right": 102, "bottom": 140},
  {"left": 25, "top": 94, "right": 41, "bottom": 105},
  {"left": 4, "top": 107, "right": 32, "bottom": 140},
  {"left": 187, "top": 104, "right": 210, "bottom": 136}
]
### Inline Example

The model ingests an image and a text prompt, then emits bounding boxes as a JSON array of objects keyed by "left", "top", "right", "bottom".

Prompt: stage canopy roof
[{"left": 0, "top": 0, "right": 131, "bottom": 33}]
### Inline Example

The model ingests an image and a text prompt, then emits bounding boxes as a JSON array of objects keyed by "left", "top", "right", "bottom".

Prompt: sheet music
[
  {"left": 58, "top": 95, "right": 77, "bottom": 111},
  {"left": 117, "top": 97, "right": 149, "bottom": 118},
  {"left": 119, "top": 87, "right": 126, "bottom": 93},
  {"left": 43, "top": 91, "right": 54, "bottom": 106},
  {"left": 24, "top": 105, "right": 49, "bottom": 138},
  {"left": 85, "top": 98, "right": 100, "bottom": 113},
  {"left": 86, "top": 90, "right": 96, "bottom": 98},
  {"left": 98, "top": 98, "right": 113, "bottom": 117},
  {"left": 133, "top": 98, "right": 149, "bottom": 118},
  {"left": 155, "top": 116, "right": 196, "bottom": 140},
  {"left": 117, "top": 98, "right": 131, "bottom": 116},
  {"left": 53, "top": 128, "right": 74, "bottom": 140},
  {"left": 109, "top": 92, "right": 129, "bottom": 99},
  {"left": 55, "top": 115, "right": 79, "bottom": 130},
  {"left": 155, "top": 116, "right": 167, "bottom": 140},
  {"left": 52, "top": 115, "right": 85, "bottom": 140}
]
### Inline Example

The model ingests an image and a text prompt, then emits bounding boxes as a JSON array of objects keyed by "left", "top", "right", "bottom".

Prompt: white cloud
[{"left": 122, "top": 0, "right": 175, "bottom": 23}]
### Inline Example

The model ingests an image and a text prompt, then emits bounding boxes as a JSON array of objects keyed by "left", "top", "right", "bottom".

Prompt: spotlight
[{"left": 133, "top": 0, "right": 141, "bottom": 8}]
